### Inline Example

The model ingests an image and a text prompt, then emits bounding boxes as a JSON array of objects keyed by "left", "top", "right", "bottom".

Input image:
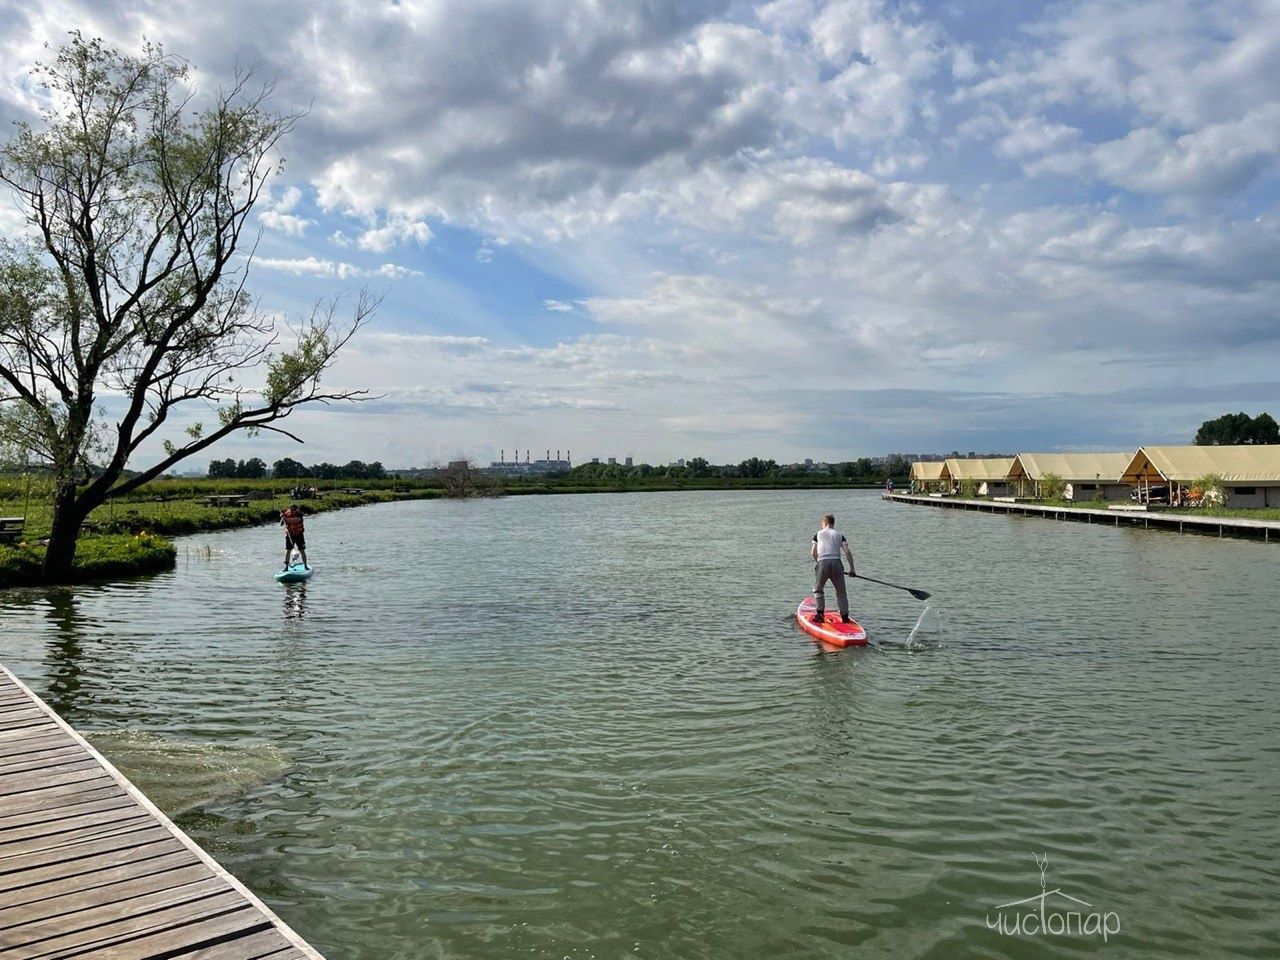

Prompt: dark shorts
[{"left": 285, "top": 532, "right": 306, "bottom": 551}]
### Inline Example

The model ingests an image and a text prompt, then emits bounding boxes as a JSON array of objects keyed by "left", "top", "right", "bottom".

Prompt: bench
[
  {"left": 0, "top": 517, "right": 23, "bottom": 545},
  {"left": 204, "top": 494, "right": 250, "bottom": 508}
]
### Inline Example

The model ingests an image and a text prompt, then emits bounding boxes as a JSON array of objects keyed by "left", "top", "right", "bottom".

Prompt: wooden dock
[
  {"left": 0, "top": 665, "right": 324, "bottom": 960},
  {"left": 885, "top": 492, "right": 1280, "bottom": 541}
]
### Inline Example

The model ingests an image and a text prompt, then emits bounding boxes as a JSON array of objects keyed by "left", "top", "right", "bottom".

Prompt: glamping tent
[
  {"left": 1007, "top": 452, "right": 1134, "bottom": 501},
  {"left": 1120, "top": 445, "right": 1280, "bottom": 507},
  {"left": 909, "top": 460, "right": 950, "bottom": 493},
  {"left": 944, "top": 457, "right": 1015, "bottom": 497}
]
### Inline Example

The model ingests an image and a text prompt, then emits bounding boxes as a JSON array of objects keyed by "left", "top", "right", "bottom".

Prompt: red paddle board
[{"left": 796, "top": 595, "right": 868, "bottom": 648}]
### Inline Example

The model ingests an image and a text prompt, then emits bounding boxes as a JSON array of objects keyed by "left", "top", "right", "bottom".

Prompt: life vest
[{"left": 283, "top": 510, "right": 305, "bottom": 536}]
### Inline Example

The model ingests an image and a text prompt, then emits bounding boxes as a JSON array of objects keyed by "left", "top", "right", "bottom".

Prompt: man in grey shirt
[{"left": 809, "top": 513, "right": 855, "bottom": 623}]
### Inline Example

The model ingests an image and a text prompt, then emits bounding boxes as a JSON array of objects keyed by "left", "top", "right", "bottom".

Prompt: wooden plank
[
  {"left": 0, "top": 731, "right": 66, "bottom": 758},
  {"left": 0, "top": 850, "right": 201, "bottom": 911},
  {"left": 78, "top": 908, "right": 275, "bottom": 960},
  {"left": 0, "top": 762, "right": 109, "bottom": 798},
  {"left": 0, "top": 793, "right": 135, "bottom": 834},
  {"left": 0, "top": 890, "right": 255, "bottom": 959},
  {"left": 0, "top": 804, "right": 149, "bottom": 848},
  {"left": 0, "top": 736, "right": 79, "bottom": 763},
  {"left": 0, "top": 813, "right": 155, "bottom": 860},
  {"left": 0, "top": 835, "right": 187, "bottom": 894},
  {"left": 0, "top": 824, "right": 174, "bottom": 880},
  {"left": 0, "top": 742, "right": 84, "bottom": 769},
  {"left": 0, "top": 875, "right": 229, "bottom": 949},
  {"left": 170, "top": 927, "right": 306, "bottom": 960},
  {"left": 0, "top": 862, "right": 212, "bottom": 930},
  {"left": 0, "top": 749, "right": 93, "bottom": 778},
  {"left": 0, "top": 783, "right": 125, "bottom": 822}
]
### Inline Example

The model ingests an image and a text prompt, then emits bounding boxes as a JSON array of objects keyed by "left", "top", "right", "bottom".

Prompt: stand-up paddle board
[
  {"left": 796, "top": 595, "right": 867, "bottom": 648},
  {"left": 275, "top": 563, "right": 313, "bottom": 584}
]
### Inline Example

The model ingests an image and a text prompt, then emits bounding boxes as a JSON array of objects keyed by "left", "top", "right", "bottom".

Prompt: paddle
[{"left": 845, "top": 570, "right": 931, "bottom": 601}]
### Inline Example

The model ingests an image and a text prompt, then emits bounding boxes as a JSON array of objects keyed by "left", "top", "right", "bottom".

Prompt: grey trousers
[{"left": 814, "top": 558, "right": 848, "bottom": 617}]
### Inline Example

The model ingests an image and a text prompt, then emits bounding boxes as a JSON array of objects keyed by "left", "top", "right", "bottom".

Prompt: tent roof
[
  {"left": 910, "top": 461, "right": 948, "bottom": 481},
  {"left": 1009, "top": 452, "right": 1134, "bottom": 483},
  {"left": 944, "top": 457, "right": 1014, "bottom": 481},
  {"left": 1121, "top": 445, "right": 1280, "bottom": 483}
]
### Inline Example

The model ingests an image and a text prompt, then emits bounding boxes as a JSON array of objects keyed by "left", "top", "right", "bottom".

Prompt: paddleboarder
[
  {"left": 810, "top": 513, "right": 855, "bottom": 624},
  {"left": 281, "top": 503, "right": 309, "bottom": 571}
]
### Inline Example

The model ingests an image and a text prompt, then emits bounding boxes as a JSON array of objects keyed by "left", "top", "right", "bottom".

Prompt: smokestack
[
  {"left": 526, "top": 450, "right": 529, "bottom": 463},
  {"left": 567, "top": 449, "right": 571, "bottom": 465},
  {"left": 546, "top": 449, "right": 550, "bottom": 461},
  {"left": 556, "top": 449, "right": 560, "bottom": 461},
  {"left": 500, "top": 449, "right": 504, "bottom": 463}
]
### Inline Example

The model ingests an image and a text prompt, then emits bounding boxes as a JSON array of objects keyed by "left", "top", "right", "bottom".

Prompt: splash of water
[{"left": 904, "top": 602, "right": 944, "bottom": 651}]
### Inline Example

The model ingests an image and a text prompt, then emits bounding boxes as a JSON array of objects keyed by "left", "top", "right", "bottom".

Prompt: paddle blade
[{"left": 908, "top": 588, "right": 932, "bottom": 601}]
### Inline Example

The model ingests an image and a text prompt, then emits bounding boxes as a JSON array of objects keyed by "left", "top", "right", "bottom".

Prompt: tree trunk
[{"left": 43, "top": 484, "right": 86, "bottom": 583}]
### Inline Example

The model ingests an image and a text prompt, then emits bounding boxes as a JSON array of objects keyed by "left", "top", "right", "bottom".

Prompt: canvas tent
[
  {"left": 909, "top": 461, "right": 950, "bottom": 493},
  {"left": 1120, "top": 445, "right": 1280, "bottom": 507},
  {"left": 944, "top": 457, "right": 1015, "bottom": 497},
  {"left": 1007, "top": 452, "right": 1134, "bottom": 501}
]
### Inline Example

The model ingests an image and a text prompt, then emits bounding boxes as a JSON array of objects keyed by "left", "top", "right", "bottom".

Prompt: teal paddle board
[{"left": 275, "top": 563, "right": 313, "bottom": 583}]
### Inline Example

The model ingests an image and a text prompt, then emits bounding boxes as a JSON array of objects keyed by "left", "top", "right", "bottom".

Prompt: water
[{"left": 1, "top": 490, "right": 1277, "bottom": 959}]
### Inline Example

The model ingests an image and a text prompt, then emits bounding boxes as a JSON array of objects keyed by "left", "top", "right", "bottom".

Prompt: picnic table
[
  {"left": 204, "top": 494, "right": 250, "bottom": 508},
  {"left": 0, "top": 516, "right": 24, "bottom": 545}
]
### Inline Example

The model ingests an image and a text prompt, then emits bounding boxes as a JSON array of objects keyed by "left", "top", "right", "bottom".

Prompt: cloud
[
  {"left": 258, "top": 185, "right": 315, "bottom": 235},
  {"left": 356, "top": 217, "right": 433, "bottom": 253},
  {"left": 254, "top": 256, "right": 421, "bottom": 280}
]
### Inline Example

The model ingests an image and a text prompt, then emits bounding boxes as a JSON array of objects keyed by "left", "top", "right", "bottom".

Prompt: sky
[{"left": 2, "top": 0, "right": 1279, "bottom": 468}]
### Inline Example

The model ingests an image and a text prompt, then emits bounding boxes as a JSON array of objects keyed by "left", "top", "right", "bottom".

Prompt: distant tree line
[
  {"left": 207, "top": 458, "right": 386, "bottom": 480},
  {"left": 563, "top": 455, "right": 909, "bottom": 482},
  {"left": 1195, "top": 412, "right": 1279, "bottom": 445}
]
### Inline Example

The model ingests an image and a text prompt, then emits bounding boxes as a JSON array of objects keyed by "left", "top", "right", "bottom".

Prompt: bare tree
[{"left": 0, "top": 35, "right": 375, "bottom": 580}]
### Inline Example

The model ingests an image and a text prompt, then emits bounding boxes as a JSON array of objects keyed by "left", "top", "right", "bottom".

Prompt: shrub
[
  {"left": 1191, "top": 474, "right": 1226, "bottom": 507},
  {"left": 1039, "top": 472, "right": 1066, "bottom": 500},
  {"left": 959, "top": 477, "right": 978, "bottom": 498}
]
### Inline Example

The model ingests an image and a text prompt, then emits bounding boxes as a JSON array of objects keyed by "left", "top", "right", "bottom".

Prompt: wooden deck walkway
[
  {"left": 0, "top": 666, "right": 324, "bottom": 960},
  {"left": 885, "top": 492, "right": 1280, "bottom": 541}
]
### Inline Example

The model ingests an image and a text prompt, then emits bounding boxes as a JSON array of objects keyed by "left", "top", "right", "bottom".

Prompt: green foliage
[
  {"left": 1195, "top": 411, "right": 1279, "bottom": 445},
  {"left": 1039, "top": 472, "right": 1066, "bottom": 499},
  {"left": 959, "top": 477, "right": 978, "bottom": 498}
]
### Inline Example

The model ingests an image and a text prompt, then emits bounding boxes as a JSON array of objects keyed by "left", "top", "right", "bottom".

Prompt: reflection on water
[
  {"left": 43, "top": 588, "right": 89, "bottom": 720},
  {"left": 282, "top": 582, "right": 308, "bottom": 621},
  {"left": 0, "top": 490, "right": 1278, "bottom": 960}
]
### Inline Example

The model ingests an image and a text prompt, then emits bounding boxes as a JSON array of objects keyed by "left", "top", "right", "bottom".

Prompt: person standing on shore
[
  {"left": 281, "top": 503, "right": 309, "bottom": 570},
  {"left": 809, "top": 513, "right": 855, "bottom": 623}
]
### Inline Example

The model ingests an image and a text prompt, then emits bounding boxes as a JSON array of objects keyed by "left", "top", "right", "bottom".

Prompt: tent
[
  {"left": 1121, "top": 445, "right": 1280, "bottom": 507},
  {"left": 944, "top": 457, "right": 1015, "bottom": 497},
  {"left": 1007, "top": 452, "right": 1134, "bottom": 501},
  {"left": 909, "top": 460, "right": 950, "bottom": 493}
]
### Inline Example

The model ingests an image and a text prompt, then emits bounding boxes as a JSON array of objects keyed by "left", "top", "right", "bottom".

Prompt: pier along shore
[
  {"left": 0, "top": 665, "right": 325, "bottom": 960},
  {"left": 884, "top": 492, "right": 1280, "bottom": 541}
]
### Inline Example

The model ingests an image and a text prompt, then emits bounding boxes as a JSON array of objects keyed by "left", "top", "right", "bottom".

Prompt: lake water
[{"left": 1, "top": 490, "right": 1277, "bottom": 959}]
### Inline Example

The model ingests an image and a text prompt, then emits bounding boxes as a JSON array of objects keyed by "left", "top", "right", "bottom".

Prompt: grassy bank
[{"left": 0, "top": 533, "right": 177, "bottom": 587}]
